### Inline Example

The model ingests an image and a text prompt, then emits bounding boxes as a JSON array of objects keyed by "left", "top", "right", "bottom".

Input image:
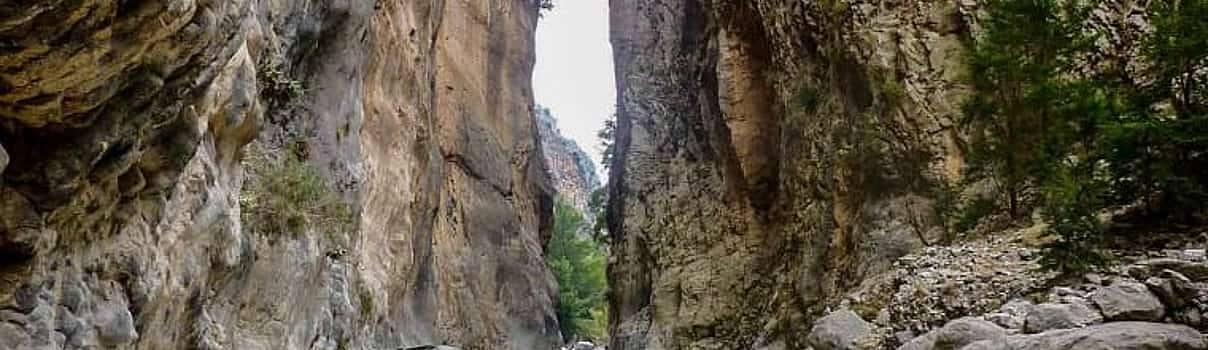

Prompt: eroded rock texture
[
  {"left": 535, "top": 106, "right": 601, "bottom": 215},
  {"left": 607, "top": 0, "right": 980, "bottom": 349},
  {"left": 0, "top": 1, "right": 558, "bottom": 349},
  {"left": 606, "top": 0, "right": 1164, "bottom": 348}
]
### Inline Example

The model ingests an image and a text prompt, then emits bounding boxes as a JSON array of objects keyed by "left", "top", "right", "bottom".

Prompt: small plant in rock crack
[
  {"left": 358, "top": 284, "right": 376, "bottom": 322},
  {"left": 258, "top": 59, "right": 304, "bottom": 108},
  {"left": 240, "top": 146, "right": 354, "bottom": 239}
]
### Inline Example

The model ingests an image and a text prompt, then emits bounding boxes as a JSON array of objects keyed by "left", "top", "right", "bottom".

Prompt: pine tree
[{"left": 963, "top": 0, "right": 1096, "bottom": 219}]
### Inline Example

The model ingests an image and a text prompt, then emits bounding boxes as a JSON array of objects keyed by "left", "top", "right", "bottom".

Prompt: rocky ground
[{"left": 809, "top": 229, "right": 1208, "bottom": 350}]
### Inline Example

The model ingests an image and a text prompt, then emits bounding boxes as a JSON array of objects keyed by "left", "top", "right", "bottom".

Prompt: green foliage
[
  {"left": 1143, "top": 0, "right": 1208, "bottom": 118},
  {"left": 588, "top": 188, "right": 610, "bottom": 244},
  {"left": 962, "top": 0, "right": 1096, "bottom": 219},
  {"left": 359, "top": 284, "right": 376, "bottom": 322},
  {"left": 1039, "top": 165, "right": 1109, "bottom": 272},
  {"left": 875, "top": 68, "right": 906, "bottom": 107},
  {"left": 598, "top": 115, "right": 616, "bottom": 172},
  {"left": 793, "top": 83, "right": 823, "bottom": 112},
  {"left": 952, "top": 196, "right": 998, "bottom": 234},
  {"left": 966, "top": 0, "right": 1208, "bottom": 272},
  {"left": 258, "top": 60, "right": 304, "bottom": 108},
  {"left": 1098, "top": 0, "right": 1208, "bottom": 221},
  {"left": 241, "top": 147, "right": 355, "bottom": 239},
  {"left": 547, "top": 198, "right": 608, "bottom": 343}
]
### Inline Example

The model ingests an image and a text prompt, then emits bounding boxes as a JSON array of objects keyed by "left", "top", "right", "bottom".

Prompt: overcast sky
[{"left": 533, "top": 1, "right": 614, "bottom": 179}]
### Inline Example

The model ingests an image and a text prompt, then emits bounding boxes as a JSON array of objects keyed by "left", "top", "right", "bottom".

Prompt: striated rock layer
[{"left": 0, "top": 1, "right": 559, "bottom": 349}]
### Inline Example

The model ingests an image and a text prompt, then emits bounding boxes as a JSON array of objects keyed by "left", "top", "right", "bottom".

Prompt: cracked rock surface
[{"left": 0, "top": 1, "right": 559, "bottom": 349}]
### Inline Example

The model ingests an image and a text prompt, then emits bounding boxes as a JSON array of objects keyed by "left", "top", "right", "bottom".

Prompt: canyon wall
[
  {"left": 536, "top": 106, "right": 601, "bottom": 216},
  {"left": 607, "top": 0, "right": 979, "bottom": 348},
  {"left": 0, "top": 1, "right": 559, "bottom": 349}
]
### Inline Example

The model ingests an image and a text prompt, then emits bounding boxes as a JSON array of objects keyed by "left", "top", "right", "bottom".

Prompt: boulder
[
  {"left": 896, "top": 317, "right": 1006, "bottom": 350},
  {"left": 897, "top": 333, "right": 938, "bottom": 350},
  {"left": 1146, "top": 269, "right": 1198, "bottom": 309},
  {"left": 1023, "top": 302, "right": 1102, "bottom": 333},
  {"left": 961, "top": 322, "right": 1207, "bottom": 350},
  {"left": 809, "top": 310, "right": 875, "bottom": 350},
  {"left": 984, "top": 313, "right": 1022, "bottom": 330},
  {"left": 984, "top": 299, "right": 1033, "bottom": 330},
  {"left": 1091, "top": 282, "right": 1166, "bottom": 321},
  {"left": 1129, "top": 259, "right": 1208, "bottom": 281},
  {"left": 932, "top": 317, "right": 1007, "bottom": 350}
]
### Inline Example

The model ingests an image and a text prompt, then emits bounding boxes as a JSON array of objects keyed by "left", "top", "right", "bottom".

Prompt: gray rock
[
  {"left": 809, "top": 310, "right": 874, "bottom": 350},
  {"left": 94, "top": 306, "right": 138, "bottom": 346},
  {"left": 896, "top": 318, "right": 1007, "bottom": 350},
  {"left": 932, "top": 317, "right": 1007, "bottom": 350},
  {"left": 961, "top": 322, "right": 1207, "bottom": 350},
  {"left": 1023, "top": 303, "right": 1102, "bottom": 333},
  {"left": 1130, "top": 259, "right": 1208, "bottom": 281},
  {"left": 1181, "top": 249, "right": 1207, "bottom": 261},
  {"left": 982, "top": 299, "right": 1033, "bottom": 329},
  {"left": 984, "top": 313, "right": 1022, "bottom": 330},
  {"left": 1051, "top": 287, "right": 1086, "bottom": 298},
  {"left": 1146, "top": 269, "right": 1197, "bottom": 309},
  {"left": 1173, "top": 308, "right": 1204, "bottom": 329},
  {"left": 1085, "top": 273, "right": 1104, "bottom": 285},
  {"left": 1000, "top": 299, "right": 1034, "bottom": 318},
  {"left": 897, "top": 333, "right": 938, "bottom": 350},
  {"left": 0, "top": 143, "right": 7, "bottom": 176},
  {"left": 1091, "top": 282, "right": 1166, "bottom": 321}
]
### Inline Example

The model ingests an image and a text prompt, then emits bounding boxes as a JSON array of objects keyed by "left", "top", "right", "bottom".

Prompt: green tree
[
  {"left": 962, "top": 0, "right": 1096, "bottom": 219},
  {"left": 969, "top": 0, "right": 1208, "bottom": 272},
  {"left": 547, "top": 198, "right": 609, "bottom": 342},
  {"left": 964, "top": 0, "right": 1113, "bottom": 272},
  {"left": 1098, "top": 0, "right": 1208, "bottom": 222}
]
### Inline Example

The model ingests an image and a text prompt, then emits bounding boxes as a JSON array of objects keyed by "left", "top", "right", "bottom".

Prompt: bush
[
  {"left": 241, "top": 147, "right": 354, "bottom": 238},
  {"left": 1038, "top": 167, "right": 1109, "bottom": 272},
  {"left": 258, "top": 60, "right": 304, "bottom": 109},
  {"left": 547, "top": 198, "right": 608, "bottom": 343}
]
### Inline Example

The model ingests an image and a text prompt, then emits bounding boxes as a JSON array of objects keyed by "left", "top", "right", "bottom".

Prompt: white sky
[{"left": 533, "top": 1, "right": 615, "bottom": 179}]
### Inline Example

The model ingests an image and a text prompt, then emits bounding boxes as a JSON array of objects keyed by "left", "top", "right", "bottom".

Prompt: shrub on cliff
[
  {"left": 241, "top": 145, "right": 354, "bottom": 238},
  {"left": 547, "top": 198, "right": 608, "bottom": 343}
]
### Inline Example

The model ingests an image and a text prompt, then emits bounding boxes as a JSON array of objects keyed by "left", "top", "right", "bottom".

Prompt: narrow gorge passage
[{"left": 2, "top": 0, "right": 1207, "bottom": 350}]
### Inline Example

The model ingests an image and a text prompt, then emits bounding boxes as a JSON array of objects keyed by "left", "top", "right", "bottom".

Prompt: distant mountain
[{"left": 536, "top": 106, "right": 602, "bottom": 219}]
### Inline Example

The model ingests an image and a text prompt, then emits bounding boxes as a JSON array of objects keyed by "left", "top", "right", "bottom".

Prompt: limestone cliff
[
  {"left": 606, "top": 0, "right": 989, "bottom": 348},
  {"left": 0, "top": 1, "right": 559, "bottom": 349},
  {"left": 535, "top": 106, "right": 601, "bottom": 217},
  {"left": 605, "top": 0, "right": 1167, "bottom": 347}
]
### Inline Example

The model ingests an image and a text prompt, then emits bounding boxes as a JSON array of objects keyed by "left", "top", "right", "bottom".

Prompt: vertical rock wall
[
  {"left": 0, "top": 1, "right": 559, "bottom": 349},
  {"left": 607, "top": 0, "right": 978, "bottom": 348}
]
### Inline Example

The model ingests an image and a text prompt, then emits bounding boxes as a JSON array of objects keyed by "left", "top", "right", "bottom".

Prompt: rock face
[
  {"left": 0, "top": 1, "right": 558, "bottom": 349},
  {"left": 605, "top": 0, "right": 1162, "bottom": 348},
  {"left": 608, "top": 1, "right": 985, "bottom": 347},
  {"left": 536, "top": 106, "right": 602, "bottom": 215}
]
